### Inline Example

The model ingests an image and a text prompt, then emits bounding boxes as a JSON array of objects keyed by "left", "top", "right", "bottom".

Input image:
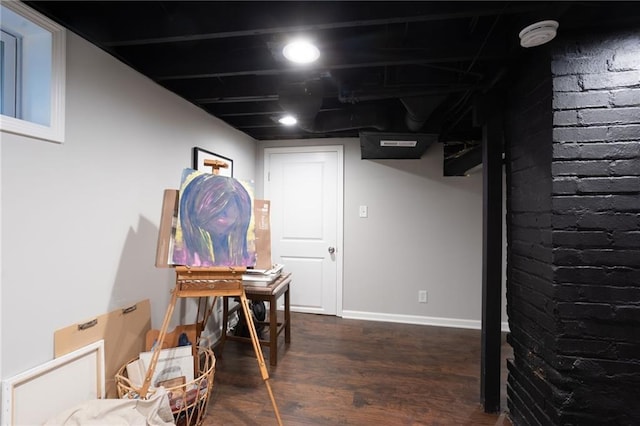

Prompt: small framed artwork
[{"left": 192, "top": 147, "right": 233, "bottom": 177}]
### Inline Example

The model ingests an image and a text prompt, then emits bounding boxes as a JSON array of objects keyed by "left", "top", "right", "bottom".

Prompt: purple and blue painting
[{"left": 172, "top": 168, "right": 256, "bottom": 267}]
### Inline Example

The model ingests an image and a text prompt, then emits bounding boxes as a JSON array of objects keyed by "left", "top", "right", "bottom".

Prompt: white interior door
[{"left": 264, "top": 146, "right": 343, "bottom": 316}]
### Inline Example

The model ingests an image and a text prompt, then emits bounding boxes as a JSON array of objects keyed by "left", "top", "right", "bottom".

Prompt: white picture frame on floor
[{"left": 1, "top": 340, "right": 105, "bottom": 425}]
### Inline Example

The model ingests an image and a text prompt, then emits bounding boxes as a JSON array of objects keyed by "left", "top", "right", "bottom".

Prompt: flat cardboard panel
[
  {"left": 2, "top": 340, "right": 105, "bottom": 426},
  {"left": 155, "top": 189, "right": 178, "bottom": 268},
  {"left": 254, "top": 200, "right": 272, "bottom": 269},
  {"left": 145, "top": 323, "right": 200, "bottom": 374},
  {"left": 54, "top": 300, "right": 151, "bottom": 398},
  {"left": 145, "top": 323, "right": 200, "bottom": 352}
]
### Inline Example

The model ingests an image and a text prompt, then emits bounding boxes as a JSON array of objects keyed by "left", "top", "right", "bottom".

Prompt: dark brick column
[
  {"left": 506, "top": 30, "right": 640, "bottom": 425},
  {"left": 505, "top": 47, "right": 558, "bottom": 424},
  {"left": 549, "top": 30, "right": 640, "bottom": 425}
]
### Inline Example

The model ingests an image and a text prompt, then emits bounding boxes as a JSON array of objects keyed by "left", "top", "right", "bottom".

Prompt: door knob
[{"left": 328, "top": 246, "right": 335, "bottom": 254}]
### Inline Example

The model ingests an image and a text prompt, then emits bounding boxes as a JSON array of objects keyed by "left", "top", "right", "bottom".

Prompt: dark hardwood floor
[{"left": 204, "top": 312, "right": 512, "bottom": 425}]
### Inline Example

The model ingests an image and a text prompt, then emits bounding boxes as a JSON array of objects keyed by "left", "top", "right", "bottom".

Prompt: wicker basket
[{"left": 115, "top": 346, "right": 216, "bottom": 426}]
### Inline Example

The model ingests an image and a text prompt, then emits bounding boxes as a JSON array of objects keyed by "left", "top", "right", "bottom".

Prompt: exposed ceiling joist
[{"left": 25, "top": 1, "right": 640, "bottom": 161}]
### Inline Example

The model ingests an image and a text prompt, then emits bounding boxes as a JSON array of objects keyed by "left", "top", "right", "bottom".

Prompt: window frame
[
  {"left": 0, "top": 1, "right": 66, "bottom": 143},
  {"left": 1, "top": 28, "right": 21, "bottom": 118}
]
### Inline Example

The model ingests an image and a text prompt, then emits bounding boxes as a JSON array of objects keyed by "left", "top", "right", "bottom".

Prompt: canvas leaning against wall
[{"left": 171, "top": 168, "right": 256, "bottom": 267}]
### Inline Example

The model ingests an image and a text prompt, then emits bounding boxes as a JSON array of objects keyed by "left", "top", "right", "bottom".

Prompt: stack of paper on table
[{"left": 242, "top": 264, "right": 284, "bottom": 287}]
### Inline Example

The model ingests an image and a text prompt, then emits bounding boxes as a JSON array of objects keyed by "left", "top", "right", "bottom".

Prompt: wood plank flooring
[{"left": 204, "top": 312, "right": 512, "bottom": 425}]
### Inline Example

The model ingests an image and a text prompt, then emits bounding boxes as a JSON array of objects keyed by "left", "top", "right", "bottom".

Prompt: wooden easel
[
  {"left": 204, "top": 158, "right": 228, "bottom": 175},
  {"left": 142, "top": 162, "right": 283, "bottom": 425}
]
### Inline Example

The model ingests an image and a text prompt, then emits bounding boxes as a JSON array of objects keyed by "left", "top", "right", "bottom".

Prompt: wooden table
[{"left": 221, "top": 273, "right": 292, "bottom": 366}]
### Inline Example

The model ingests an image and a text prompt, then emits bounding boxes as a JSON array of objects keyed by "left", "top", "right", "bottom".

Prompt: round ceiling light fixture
[
  {"left": 519, "top": 20, "right": 559, "bottom": 48},
  {"left": 282, "top": 39, "right": 320, "bottom": 64},
  {"left": 278, "top": 115, "right": 297, "bottom": 126}
]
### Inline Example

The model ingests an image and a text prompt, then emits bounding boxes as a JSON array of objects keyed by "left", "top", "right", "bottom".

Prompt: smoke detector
[{"left": 519, "top": 20, "right": 559, "bottom": 48}]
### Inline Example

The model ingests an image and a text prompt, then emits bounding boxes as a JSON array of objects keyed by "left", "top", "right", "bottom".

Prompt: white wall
[
  {"left": 0, "top": 32, "right": 256, "bottom": 379},
  {"left": 257, "top": 139, "right": 508, "bottom": 329},
  {"left": 0, "top": 137, "right": 3, "bottom": 382}
]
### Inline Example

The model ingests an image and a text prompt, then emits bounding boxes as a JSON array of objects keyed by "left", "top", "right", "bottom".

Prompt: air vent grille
[{"left": 380, "top": 140, "right": 418, "bottom": 147}]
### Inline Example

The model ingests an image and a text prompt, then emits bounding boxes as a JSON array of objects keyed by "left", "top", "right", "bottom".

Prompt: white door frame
[{"left": 263, "top": 145, "right": 344, "bottom": 317}]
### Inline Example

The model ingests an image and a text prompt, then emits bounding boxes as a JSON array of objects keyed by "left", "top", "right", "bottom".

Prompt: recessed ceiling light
[
  {"left": 282, "top": 39, "right": 320, "bottom": 64},
  {"left": 279, "top": 115, "right": 297, "bottom": 125}
]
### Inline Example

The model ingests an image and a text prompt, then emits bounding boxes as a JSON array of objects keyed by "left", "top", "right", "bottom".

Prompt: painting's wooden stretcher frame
[{"left": 140, "top": 266, "right": 283, "bottom": 425}]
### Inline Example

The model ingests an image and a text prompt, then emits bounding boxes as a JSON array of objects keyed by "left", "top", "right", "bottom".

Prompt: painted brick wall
[
  {"left": 507, "top": 29, "right": 640, "bottom": 425},
  {"left": 505, "top": 48, "right": 559, "bottom": 425},
  {"left": 549, "top": 30, "right": 640, "bottom": 425}
]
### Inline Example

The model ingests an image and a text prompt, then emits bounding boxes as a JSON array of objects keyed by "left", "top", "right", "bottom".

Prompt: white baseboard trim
[{"left": 342, "top": 310, "right": 510, "bottom": 333}]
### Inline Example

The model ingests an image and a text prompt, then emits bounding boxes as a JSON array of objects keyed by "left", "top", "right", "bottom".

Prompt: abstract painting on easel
[{"left": 172, "top": 168, "right": 256, "bottom": 267}]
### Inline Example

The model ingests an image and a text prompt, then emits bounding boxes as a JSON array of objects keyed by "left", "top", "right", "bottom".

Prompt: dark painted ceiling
[{"left": 25, "top": 1, "right": 640, "bottom": 173}]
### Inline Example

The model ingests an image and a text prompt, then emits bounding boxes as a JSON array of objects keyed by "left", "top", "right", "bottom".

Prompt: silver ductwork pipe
[
  {"left": 298, "top": 105, "right": 390, "bottom": 133},
  {"left": 279, "top": 79, "right": 390, "bottom": 133},
  {"left": 400, "top": 95, "right": 447, "bottom": 132}
]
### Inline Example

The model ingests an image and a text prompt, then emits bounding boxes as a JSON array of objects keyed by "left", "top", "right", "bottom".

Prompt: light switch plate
[{"left": 359, "top": 205, "right": 368, "bottom": 218}]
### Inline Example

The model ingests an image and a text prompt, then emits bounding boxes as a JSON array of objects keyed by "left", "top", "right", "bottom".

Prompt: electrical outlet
[{"left": 418, "top": 290, "right": 428, "bottom": 303}]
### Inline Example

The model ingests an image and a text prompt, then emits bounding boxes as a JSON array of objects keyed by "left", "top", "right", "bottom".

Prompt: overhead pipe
[
  {"left": 277, "top": 79, "right": 325, "bottom": 123},
  {"left": 278, "top": 79, "right": 447, "bottom": 134},
  {"left": 338, "top": 85, "right": 477, "bottom": 104},
  {"left": 298, "top": 105, "right": 390, "bottom": 133},
  {"left": 339, "top": 86, "right": 449, "bottom": 132},
  {"left": 400, "top": 95, "right": 447, "bottom": 131},
  {"left": 279, "top": 79, "right": 390, "bottom": 133}
]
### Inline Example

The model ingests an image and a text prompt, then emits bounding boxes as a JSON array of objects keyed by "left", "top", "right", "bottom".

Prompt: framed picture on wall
[{"left": 192, "top": 147, "right": 233, "bottom": 177}]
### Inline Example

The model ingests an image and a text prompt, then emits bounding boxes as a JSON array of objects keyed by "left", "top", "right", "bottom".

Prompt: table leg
[
  {"left": 269, "top": 295, "right": 278, "bottom": 366},
  {"left": 220, "top": 295, "right": 229, "bottom": 355},
  {"left": 285, "top": 286, "right": 291, "bottom": 343}
]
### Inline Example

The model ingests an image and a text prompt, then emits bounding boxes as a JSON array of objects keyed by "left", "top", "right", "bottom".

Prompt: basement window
[{"left": 0, "top": 1, "right": 65, "bottom": 143}]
